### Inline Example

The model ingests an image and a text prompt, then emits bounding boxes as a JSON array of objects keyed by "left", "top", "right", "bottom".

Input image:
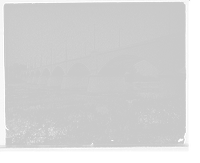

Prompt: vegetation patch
[{"left": 6, "top": 97, "right": 185, "bottom": 145}]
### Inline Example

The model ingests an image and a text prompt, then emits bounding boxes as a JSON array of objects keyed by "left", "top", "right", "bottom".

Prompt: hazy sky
[{"left": 4, "top": 3, "right": 185, "bottom": 66}]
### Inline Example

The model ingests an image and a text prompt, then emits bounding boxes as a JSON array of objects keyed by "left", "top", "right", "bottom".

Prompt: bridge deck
[{"left": 22, "top": 32, "right": 185, "bottom": 73}]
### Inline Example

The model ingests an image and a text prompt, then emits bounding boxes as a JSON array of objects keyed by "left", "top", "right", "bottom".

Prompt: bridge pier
[
  {"left": 61, "top": 75, "right": 88, "bottom": 89},
  {"left": 159, "top": 73, "right": 186, "bottom": 97},
  {"left": 87, "top": 75, "right": 126, "bottom": 94},
  {"left": 37, "top": 76, "right": 48, "bottom": 85},
  {"left": 47, "top": 76, "right": 63, "bottom": 87}
]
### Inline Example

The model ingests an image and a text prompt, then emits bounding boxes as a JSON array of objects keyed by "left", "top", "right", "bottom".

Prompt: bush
[
  {"left": 133, "top": 98, "right": 185, "bottom": 124},
  {"left": 6, "top": 97, "right": 185, "bottom": 144},
  {"left": 110, "top": 99, "right": 138, "bottom": 131},
  {"left": 7, "top": 108, "right": 32, "bottom": 136}
]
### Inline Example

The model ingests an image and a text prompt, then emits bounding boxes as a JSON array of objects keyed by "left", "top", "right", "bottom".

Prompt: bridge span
[{"left": 21, "top": 33, "right": 186, "bottom": 96}]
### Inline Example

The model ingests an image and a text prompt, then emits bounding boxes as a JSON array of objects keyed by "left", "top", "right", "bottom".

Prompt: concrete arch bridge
[{"left": 21, "top": 33, "right": 185, "bottom": 95}]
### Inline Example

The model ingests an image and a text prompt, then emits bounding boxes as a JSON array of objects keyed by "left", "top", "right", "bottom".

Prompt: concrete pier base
[
  {"left": 61, "top": 76, "right": 88, "bottom": 89},
  {"left": 159, "top": 73, "right": 186, "bottom": 97},
  {"left": 47, "top": 76, "right": 63, "bottom": 87},
  {"left": 87, "top": 75, "right": 126, "bottom": 94},
  {"left": 37, "top": 76, "right": 48, "bottom": 85}
]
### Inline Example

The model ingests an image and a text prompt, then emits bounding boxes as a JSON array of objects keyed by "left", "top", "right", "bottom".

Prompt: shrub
[
  {"left": 133, "top": 98, "right": 185, "bottom": 124},
  {"left": 107, "top": 97, "right": 185, "bottom": 131},
  {"left": 6, "top": 97, "right": 185, "bottom": 144},
  {"left": 6, "top": 108, "right": 31, "bottom": 136}
]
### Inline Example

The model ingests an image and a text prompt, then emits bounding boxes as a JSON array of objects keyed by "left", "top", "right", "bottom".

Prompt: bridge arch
[
  {"left": 42, "top": 68, "right": 50, "bottom": 76},
  {"left": 52, "top": 66, "right": 64, "bottom": 76},
  {"left": 98, "top": 55, "right": 143, "bottom": 75},
  {"left": 67, "top": 63, "right": 89, "bottom": 75},
  {"left": 35, "top": 70, "right": 40, "bottom": 76}
]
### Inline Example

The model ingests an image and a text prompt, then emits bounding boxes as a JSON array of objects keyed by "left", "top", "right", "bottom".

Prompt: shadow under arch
[
  {"left": 98, "top": 54, "right": 142, "bottom": 77},
  {"left": 52, "top": 66, "right": 64, "bottom": 76},
  {"left": 67, "top": 63, "right": 89, "bottom": 75},
  {"left": 42, "top": 68, "right": 51, "bottom": 77}
]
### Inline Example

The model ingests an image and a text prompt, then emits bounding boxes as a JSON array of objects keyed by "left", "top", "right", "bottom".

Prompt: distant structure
[{"left": 21, "top": 33, "right": 185, "bottom": 96}]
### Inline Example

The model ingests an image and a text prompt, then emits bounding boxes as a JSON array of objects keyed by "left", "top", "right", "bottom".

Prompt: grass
[{"left": 6, "top": 97, "right": 185, "bottom": 145}]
